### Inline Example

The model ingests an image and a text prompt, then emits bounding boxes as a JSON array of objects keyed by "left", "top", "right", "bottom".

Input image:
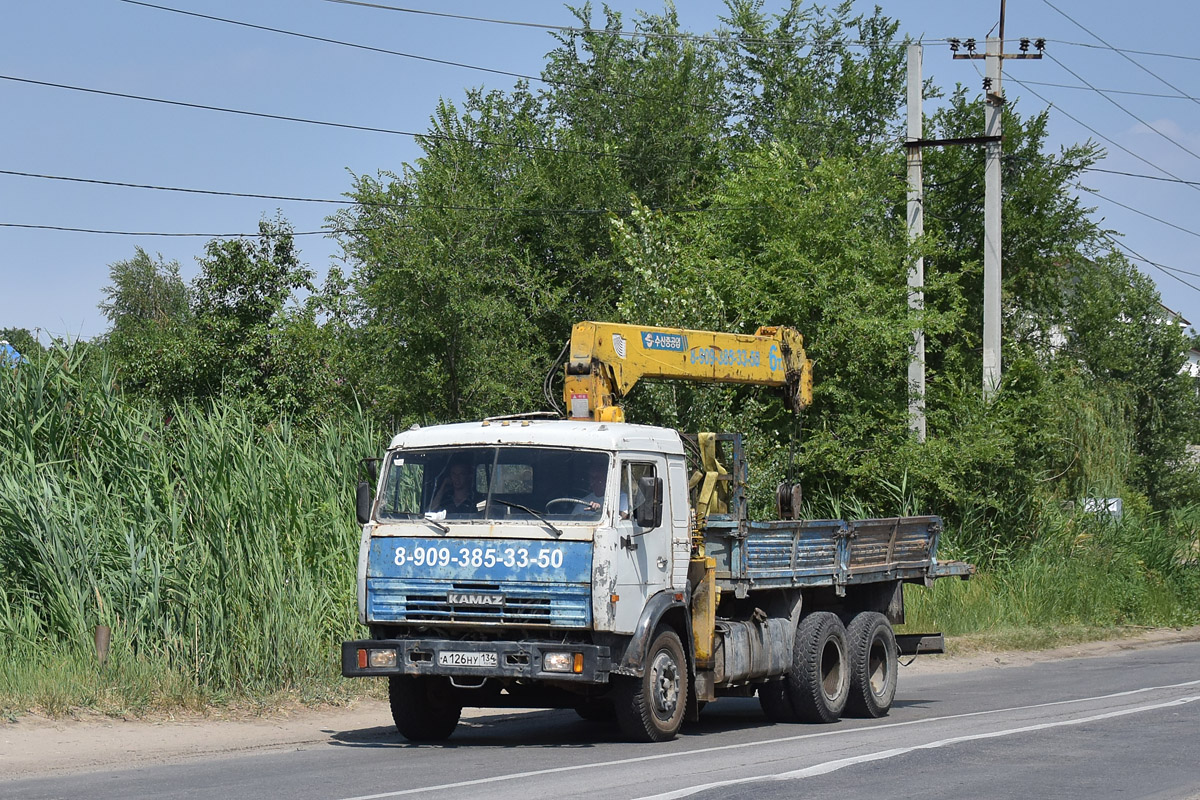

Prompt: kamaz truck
[{"left": 341, "top": 322, "right": 970, "bottom": 742}]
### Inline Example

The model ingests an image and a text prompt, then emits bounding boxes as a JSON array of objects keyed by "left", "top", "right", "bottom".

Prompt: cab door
[{"left": 611, "top": 456, "right": 671, "bottom": 630}]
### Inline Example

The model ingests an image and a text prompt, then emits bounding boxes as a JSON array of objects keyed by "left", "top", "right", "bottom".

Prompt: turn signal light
[
  {"left": 357, "top": 649, "right": 367, "bottom": 669},
  {"left": 573, "top": 653, "right": 584, "bottom": 674}
]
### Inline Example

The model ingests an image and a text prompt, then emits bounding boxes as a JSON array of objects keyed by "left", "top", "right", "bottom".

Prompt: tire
[
  {"left": 388, "top": 676, "right": 462, "bottom": 742},
  {"left": 844, "top": 612, "right": 898, "bottom": 718},
  {"left": 786, "top": 611, "right": 850, "bottom": 723},
  {"left": 614, "top": 626, "right": 689, "bottom": 742},
  {"left": 575, "top": 699, "right": 616, "bottom": 722},
  {"left": 757, "top": 678, "right": 800, "bottom": 722}
]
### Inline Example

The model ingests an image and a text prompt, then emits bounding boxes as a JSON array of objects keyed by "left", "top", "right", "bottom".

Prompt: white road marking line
[
  {"left": 634, "top": 694, "right": 1200, "bottom": 800},
  {"left": 333, "top": 679, "right": 1200, "bottom": 800}
]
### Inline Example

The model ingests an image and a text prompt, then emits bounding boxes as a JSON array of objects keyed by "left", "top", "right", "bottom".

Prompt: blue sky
[{"left": 2, "top": 0, "right": 1198, "bottom": 342}]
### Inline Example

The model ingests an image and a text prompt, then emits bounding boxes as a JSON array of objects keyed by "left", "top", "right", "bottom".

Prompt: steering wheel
[{"left": 546, "top": 497, "right": 592, "bottom": 512}]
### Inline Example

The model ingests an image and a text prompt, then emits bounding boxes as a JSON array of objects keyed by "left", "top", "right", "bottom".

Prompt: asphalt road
[{"left": 4, "top": 641, "right": 1199, "bottom": 800}]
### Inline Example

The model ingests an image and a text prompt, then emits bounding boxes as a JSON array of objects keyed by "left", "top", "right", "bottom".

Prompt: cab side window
[{"left": 621, "top": 462, "right": 657, "bottom": 522}]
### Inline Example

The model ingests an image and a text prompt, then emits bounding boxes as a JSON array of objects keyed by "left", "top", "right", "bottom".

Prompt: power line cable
[
  {"left": 1047, "top": 38, "right": 1200, "bottom": 64},
  {"left": 1081, "top": 167, "right": 1200, "bottom": 187},
  {"left": 320, "top": 0, "right": 914, "bottom": 48},
  {"left": 1019, "top": 78, "right": 1200, "bottom": 102},
  {"left": 0, "top": 197, "right": 781, "bottom": 236},
  {"left": 1104, "top": 233, "right": 1200, "bottom": 290},
  {"left": 120, "top": 0, "right": 548, "bottom": 85},
  {"left": 324, "top": 0, "right": 598, "bottom": 37},
  {"left": 0, "top": 168, "right": 359, "bottom": 205},
  {"left": 0, "top": 167, "right": 786, "bottom": 216},
  {"left": 3, "top": 72, "right": 839, "bottom": 166},
  {"left": 1075, "top": 184, "right": 1200, "bottom": 240},
  {"left": 1041, "top": 0, "right": 1199, "bottom": 105},
  {"left": 0, "top": 222, "right": 342, "bottom": 237},
  {"left": 1043, "top": 51, "right": 1200, "bottom": 164},
  {"left": 0, "top": 73, "right": 623, "bottom": 161},
  {"left": 1005, "top": 74, "right": 1200, "bottom": 196},
  {"left": 118, "top": 0, "right": 727, "bottom": 116}
]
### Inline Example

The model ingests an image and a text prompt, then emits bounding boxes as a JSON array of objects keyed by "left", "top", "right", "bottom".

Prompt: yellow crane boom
[{"left": 563, "top": 321, "right": 813, "bottom": 422}]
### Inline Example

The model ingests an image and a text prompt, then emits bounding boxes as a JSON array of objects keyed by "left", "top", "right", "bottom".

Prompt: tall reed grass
[{"left": 0, "top": 345, "right": 376, "bottom": 714}]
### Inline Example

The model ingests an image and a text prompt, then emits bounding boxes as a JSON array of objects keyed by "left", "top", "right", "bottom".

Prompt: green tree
[
  {"left": 99, "top": 247, "right": 190, "bottom": 328},
  {"left": 1063, "top": 254, "right": 1200, "bottom": 506},
  {"left": 0, "top": 328, "right": 43, "bottom": 360},
  {"left": 97, "top": 216, "right": 341, "bottom": 419},
  {"left": 188, "top": 215, "right": 315, "bottom": 409},
  {"left": 98, "top": 249, "right": 194, "bottom": 400}
]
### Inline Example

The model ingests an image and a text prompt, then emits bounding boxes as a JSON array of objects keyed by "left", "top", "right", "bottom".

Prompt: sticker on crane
[
  {"left": 640, "top": 331, "right": 689, "bottom": 352},
  {"left": 570, "top": 393, "right": 590, "bottom": 419}
]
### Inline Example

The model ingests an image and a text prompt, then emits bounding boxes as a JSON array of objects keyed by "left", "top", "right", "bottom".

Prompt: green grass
[
  {"left": 0, "top": 345, "right": 377, "bottom": 717},
  {"left": 900, "top": 506, "right": 1200, "bottom": 649}
]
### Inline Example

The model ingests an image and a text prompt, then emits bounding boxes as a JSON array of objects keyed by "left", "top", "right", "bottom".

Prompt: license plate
[{"left": 438, "top": 651, "right": 497, "bottom": 668}]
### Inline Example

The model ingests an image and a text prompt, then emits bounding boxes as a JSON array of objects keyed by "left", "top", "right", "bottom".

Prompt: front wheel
[
  {"left": 614, "top": 626, "right": 688, "bottom": 742},
  {"left": 388, "top": 676, "right": 462, "bottom": 742}
]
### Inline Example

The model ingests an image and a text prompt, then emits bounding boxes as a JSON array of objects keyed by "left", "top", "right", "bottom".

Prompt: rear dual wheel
[
  {"left": 758, "top": 611, "right": 851, "bottom": 724},
  {"left": 844, "top": 611, "right": 898, "bottom": 718},
  {"left": 758, "top": 610, "right": 898, "bottom": 724}
]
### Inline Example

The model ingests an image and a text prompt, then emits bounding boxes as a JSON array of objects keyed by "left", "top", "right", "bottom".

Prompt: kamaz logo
[{"left": 448, "top": 592, "right": 504, "bottom": 607}]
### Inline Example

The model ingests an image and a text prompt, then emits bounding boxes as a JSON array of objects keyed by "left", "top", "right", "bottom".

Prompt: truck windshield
[{"left": 377, "top": 447, "right": 610, "bottom": 523}]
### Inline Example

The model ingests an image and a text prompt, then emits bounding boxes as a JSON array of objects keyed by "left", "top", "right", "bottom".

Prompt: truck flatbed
[{"left": 704, "top": 515, "right": 972, "bottom": 593}]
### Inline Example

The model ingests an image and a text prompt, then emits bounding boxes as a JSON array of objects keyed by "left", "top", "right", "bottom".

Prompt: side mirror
[
  {"left": 634, "top": 476, "right": 663, "bottom": 529},
  {"left": 361, "top": 457, "right": 380, "bottom": 484},
  {"left": 356, "top": 480, "right": 373, "bottom": 525}
]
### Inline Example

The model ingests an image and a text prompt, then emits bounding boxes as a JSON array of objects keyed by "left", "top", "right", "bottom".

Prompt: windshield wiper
[
  {"left": 493, "top": 500, "right": 564, "bottom": 538},
  {"left": 420, "top": 514, "right": 450, "bottom": 534}
]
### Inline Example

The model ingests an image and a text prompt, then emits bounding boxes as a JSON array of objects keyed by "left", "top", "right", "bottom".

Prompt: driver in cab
[{"left": 574, "top": 462, "right": 629, "bottom": 519}]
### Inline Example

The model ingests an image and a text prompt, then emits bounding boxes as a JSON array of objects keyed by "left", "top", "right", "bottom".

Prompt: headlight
[
  {"left": 543, "top": 651, "right": 584, "bottom": 673},
  {"left": 543, "top": 652, "right": 573, "bottom": 672},
  {"left": 368, "top": 649, "right": 398, "bottom": 668}
]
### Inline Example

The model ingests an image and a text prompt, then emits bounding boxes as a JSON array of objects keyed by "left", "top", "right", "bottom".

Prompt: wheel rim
[
  {"left": 650, "top": 649, "right": 681, "bottom": 719},
  {"left": 868, "top": 639, "right": 889, "bottom": 696},
  {"left": 819, "top": 638, "right": 844, "bottom": 700}
]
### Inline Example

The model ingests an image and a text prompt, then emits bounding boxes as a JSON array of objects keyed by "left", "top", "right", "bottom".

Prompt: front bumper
[{"left": 342, "top": 638, "right": 612, "bottom": 683}]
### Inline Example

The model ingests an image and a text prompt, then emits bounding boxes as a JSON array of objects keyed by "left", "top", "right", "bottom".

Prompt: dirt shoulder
[
  {"left": 902, "top": 624, "right": 1200, "bottom": 676},
  {"left": 3, "top": 625, "right": 1199, "bottom": 781}
]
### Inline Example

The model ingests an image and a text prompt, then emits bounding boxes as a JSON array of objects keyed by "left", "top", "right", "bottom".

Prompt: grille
[{"left": 368, "top": 577, "right": 591, "bottom": 627}]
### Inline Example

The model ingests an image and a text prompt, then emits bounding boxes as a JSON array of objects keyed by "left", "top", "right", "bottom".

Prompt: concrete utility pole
[
  {"left": 951, "top": 2, "right": 1043, "bottom": 399},
  {"left": 906, "top": 43, "right": 926, "bottom": 442},
  {"left": 983, "top": 35, "right": 1003, "bottom": 398}
]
